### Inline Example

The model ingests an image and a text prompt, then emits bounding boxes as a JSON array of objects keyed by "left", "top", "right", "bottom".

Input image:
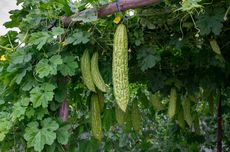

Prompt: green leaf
[
  {"left": 0, "top": 121, "right": 12, "bottom": 141},
  {"left": 52, "top": 27, "right": 65, "bottom": 36},
  {"left": 58, "top": 56, "right": 78, "bottom": 76},
  {"left": 36, "top": 108, "right": 49, "bottom": 120},
  {"left": 0, "top": 120, "right": 12, "bottom": 141},
  {"left": 30, "top": 83, "right": 56, "bottom": 108},
  {"left": 55, "top": 80, "right": 68, "bottom": 103},
  {"left": 196, "top": 8, "right": 225, "bottom": 35},
  {"left": 50, "top": 55, "right": 63, "bottom": 66},
  {"left": 28, "top": 32, "right": 52, "bottom": 50},
  {"left": 56, "top": 125, "right": 71, "bottom": 145},
  {"left": 11, "top": 101, "right": 27, "bottom": 121},
  {"left": 0, "top": 99, "right": 4, "bottom": 105},
  {"left": 10, "top": 48, "right": 32, "bottom": 64},
  {"left": 26, "top": 108, "right": 35, "bottom": 119},
  {"left": 35, "top": 59, "right": 50, "bottom": 78},
  {"left": 72, "top": 8, "right": 98, "bottom": 23},
  {"left": 0, "top": 112, "right": 12, "bottom": 141},
  {"left": 137, "top": 47, "right": 161, "bottom": 72},
  {"left": 64, "top": 30, "right": 90, "bottom": 45},
  {"left": 22, "top": 77, "right": 38, "bottom": 91},
  {"left": 24, "top": 118, "right": 59, "bottom": 152},
  {"left": 15, "top": 66, "right": 32, "bottom": 84},
  {"left": 35, "top": 55, "right": 63, "bottom": 78}
]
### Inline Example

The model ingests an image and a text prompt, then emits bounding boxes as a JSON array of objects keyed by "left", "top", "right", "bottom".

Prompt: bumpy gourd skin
[
  {"left": 80, "top": 50, "right": 96, "bottom": 92},
  {"left": 115, "top": 105, "right": 125, "bottom": 125},
  {"left": 150, "top": 92, "right": 165, "bottom": 112},
  {"left": 91, "top": 52, "right": 107, "bottom": 92},
  {"left": 168, "top": 88, "right": 177, "bottom": 118},
  {"left": 113, "top": 24, "right": 129, "bottom": 112},
  {"left": 132, "top": 102, "right": 141, "bottom": 132},
  {"left": 182, "top": 97, "right": 193, "bottom": 127},
  {"left": 91, "top": 94, "right": 102, "bottom": 141}
]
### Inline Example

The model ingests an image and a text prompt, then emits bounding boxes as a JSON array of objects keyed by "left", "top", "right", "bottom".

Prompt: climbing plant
[{"left": 0, "top": 0, "right": 229, "bottom": 151}]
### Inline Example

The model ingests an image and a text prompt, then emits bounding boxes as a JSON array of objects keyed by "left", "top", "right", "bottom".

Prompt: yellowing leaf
[
  {"left": 0, "top": 55, "right": 7, "bottom": 61},
  {"left": 209, "top": 39, "right": 221, "bottom": 55},
  {"left": 113, "top": 15, "right": 122, "bottom": 24}
]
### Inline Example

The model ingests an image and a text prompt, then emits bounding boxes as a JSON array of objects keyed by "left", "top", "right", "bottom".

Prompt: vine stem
[
  {"left": 0, "top": 45, "right": 13, "bottom": 51},
  {"left": 224, "top": 5, "right": 230, "bottom": 21}
]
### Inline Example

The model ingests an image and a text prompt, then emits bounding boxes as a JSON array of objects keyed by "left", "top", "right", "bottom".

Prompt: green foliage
[
  {"left": 0, "top": 0, "right": 229, "bottom": 151},
  {"left": 58, "top": 55, "right": 78, "bottom": 76},
  {"left": 28, "top": 32, "right": 53, "bottom": 50},
  {"left": 56, "top": 125, "right": 71, "bottom": 145},
  {"left": 64, "top": 30, "right": 91, "bottom": 45},
  {"left": 35, "top": 55, "right": 63, "bottom": 78},
  {"left": 0, "top": 112, "right": 12, "bottom": 142},
  {"left": 196, "top": 8, "right": 225, "bottom": 35},
  {"left": 30, "top": 83, "right": 56, "bottom": 108},
  {"left": 24, "top": 118, "right": 59, "bottom": 152},
  {"left": 136, "top": 47, "right": 161, "bottom": 72}
]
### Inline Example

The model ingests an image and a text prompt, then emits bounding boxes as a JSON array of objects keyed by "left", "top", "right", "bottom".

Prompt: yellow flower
[
  {"left": 113, "top": 15, "right": 122, "bottom": 24},
  {"left": 0, "top": 55, "right": 7, "bottom": 61}
]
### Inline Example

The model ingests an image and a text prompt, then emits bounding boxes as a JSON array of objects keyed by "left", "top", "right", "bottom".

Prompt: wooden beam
[{"left": 62, "top": 0, "right": 162, "bottom": 27}]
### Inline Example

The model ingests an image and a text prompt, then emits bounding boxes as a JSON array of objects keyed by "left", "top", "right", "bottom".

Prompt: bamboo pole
[{"left": 61, "top": 0, "right": 162, "bottom": 27}]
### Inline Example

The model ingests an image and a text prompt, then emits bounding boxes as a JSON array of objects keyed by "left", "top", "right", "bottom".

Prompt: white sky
[{"left": 0, "top": 0, "right": 20, "bottom": 36}]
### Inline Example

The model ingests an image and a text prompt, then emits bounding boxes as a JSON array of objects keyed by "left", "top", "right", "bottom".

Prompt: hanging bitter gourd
[
  {"left": 91, "top": 52, "right": 107, "bottom": 92},
  {"left": 177, "top": 107, "right": 185, "bottom": 129},
  {"left": 150, "top": 92, "right": 165, "bottom": 112},
  {"left": 131, "top": 102, "right": 141, "bottom": 133},
  {"left": 194, "top": 115, "right": 200, "bottom": 135},
  {"left": 124, "top": 109, "right": 132, "bottom": 134},
  {"left": 115, "top": 105, "right": 125, "bottom": 126},
  {"left": 80, "top": 50, "right": 96, "bottom": 92},
  {"left": 97, "top": 90, "right": 104, "bottom": 113},
  {"left": 168, "top": 88, "right": 177, "bottom": 118},
  {"left": 112, "top": 24, "right": 129, "bottom": 112},
  {"left": 90, "top": 94, "right": 102, "bottom": 141},
  {"left": 182, "top": 97, "right": 193, "bottom": 127}
]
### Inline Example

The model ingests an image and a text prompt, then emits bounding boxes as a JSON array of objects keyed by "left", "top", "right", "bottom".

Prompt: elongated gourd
[
  {"left": 177, "top": 107, "right": 185, "bottom": 129},
  {"left": 194, "top": 115, "right": 200, "bottom": 135},
  {"left": 115, "top": 105, "right": 125, "bottom": 126},
  {"left": 97, "top": 90, "right": 104, "bottom": 113},
  {"left": 150, "top": 92, "right": 165, "bottom": 112},
  {"left": 131, "top": 102, "right": 141, "bottom": 133},
  {"left": 112, "top": 24, "right": 129, "bottom": 112},
  {"left": 91, "top": 52, "right": 107, "bottom": 92},
  {"left": 80, "top": 50, "right": 96, "bottom": 92},
  {"left": 168, "top": 88, "right": 177, "bottom": 118},
  {"left": 124, "top": 109, "right": 132, "bottom": 133},
  {"left": 182, "top": 97, "right": 193, "bottom": 127},
  {"left": 90, "top": 94, "right": 102, "bottom": 141}
]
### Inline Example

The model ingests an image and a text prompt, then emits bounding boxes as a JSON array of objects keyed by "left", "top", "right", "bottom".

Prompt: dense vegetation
[{"left": 0, "top": 0, "right": 229, "bottom": 151}]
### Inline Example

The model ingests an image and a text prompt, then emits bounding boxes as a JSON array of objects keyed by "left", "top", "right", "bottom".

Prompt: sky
[{"left": 0, "top": 0, "right": 20, "bottom": 36}]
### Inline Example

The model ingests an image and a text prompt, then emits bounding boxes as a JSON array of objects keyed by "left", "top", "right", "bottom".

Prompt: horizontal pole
[{"left": 62, "top": 0, "right": 162, "bottom": 27}]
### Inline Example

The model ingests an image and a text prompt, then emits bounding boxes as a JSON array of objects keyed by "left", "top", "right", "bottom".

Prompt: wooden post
[{"left": 62, "top": 0, "right": 162, "bottom": 27}]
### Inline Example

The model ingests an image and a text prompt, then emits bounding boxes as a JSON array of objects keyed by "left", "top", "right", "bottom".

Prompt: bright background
[{"left": 0, "top": 0, "right": 20, "bottom": 35}]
